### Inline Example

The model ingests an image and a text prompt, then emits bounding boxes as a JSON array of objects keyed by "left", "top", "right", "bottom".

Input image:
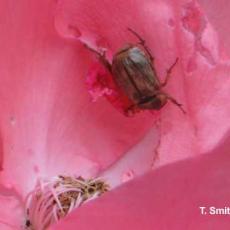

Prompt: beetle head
[
  {"left": 138, "top": 93, "right": 168, "bottom": 110},
  {"left": 152, "top": 93, "right": 168, "bottom": 110}
]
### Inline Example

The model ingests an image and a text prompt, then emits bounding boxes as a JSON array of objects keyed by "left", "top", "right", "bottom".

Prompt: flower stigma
[{"left": 24, "top": 175, "right": 109, "bottom": 230}]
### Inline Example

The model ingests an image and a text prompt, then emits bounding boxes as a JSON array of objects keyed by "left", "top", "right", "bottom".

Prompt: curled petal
[{"left": 52, "top": 133, "right": 230, "bottom": 230}]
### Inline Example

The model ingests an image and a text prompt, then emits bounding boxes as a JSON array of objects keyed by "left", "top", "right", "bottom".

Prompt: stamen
[{"left": 24, "top": 175, "right": 109, "bottom": 230}]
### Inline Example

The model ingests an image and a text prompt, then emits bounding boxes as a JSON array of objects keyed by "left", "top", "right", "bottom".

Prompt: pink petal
[
  {"left": 101, "top": 127, "right": 161, "bottom": 187},
  {"left": 198, "top": 0, "right": 230, "bottom": 56},
  {"left": 0, "top": 192, "right": 23, "bottom": 230},
  {"left": 0, "top": 0, "right": 155, "bottom": 198},
  {"left": 51, "top": 134, "right": 230, "bottom": 230}
]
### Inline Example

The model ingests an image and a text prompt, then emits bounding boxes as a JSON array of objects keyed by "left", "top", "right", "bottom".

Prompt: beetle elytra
[{"left": 85, "top": 28, "right": 186, "bottom": 114}]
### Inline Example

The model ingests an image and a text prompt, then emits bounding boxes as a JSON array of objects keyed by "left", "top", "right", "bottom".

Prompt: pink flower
[{"left": 0, "top": 0, "right": 229, "bottom": 229}]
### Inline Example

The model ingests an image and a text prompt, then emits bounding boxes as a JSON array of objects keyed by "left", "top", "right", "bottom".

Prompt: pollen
[{"left": 24, "top": 175, "right": 109, "bottom": 230}]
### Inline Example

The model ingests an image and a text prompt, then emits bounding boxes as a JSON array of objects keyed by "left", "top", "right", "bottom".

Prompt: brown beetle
[{"left": 85, "top": 28, "right": 185, "bottom": 114}]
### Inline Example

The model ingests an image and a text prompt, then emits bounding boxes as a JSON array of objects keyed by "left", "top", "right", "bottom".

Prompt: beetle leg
[
  {"left": 165, "top": 94, "right": 186, "bottom": 114},
  {"left": 160, "top": 58, "right": 179, "bottom": 87},
  {"left": 83, "top": 43, "right": 112, "bottom": 73},
  {"left": 127, "top": 28, "right": 154, "bottom": 63}
]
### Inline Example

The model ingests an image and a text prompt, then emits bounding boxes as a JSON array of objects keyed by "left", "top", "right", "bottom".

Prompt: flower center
[{"left": 24, "top": 175, "right": 109, "bottom": 230}]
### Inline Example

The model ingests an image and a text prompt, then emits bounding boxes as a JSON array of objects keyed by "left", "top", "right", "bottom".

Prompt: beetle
[{"left": 85, "top": 28, "right": 185, "bottom": 114}]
